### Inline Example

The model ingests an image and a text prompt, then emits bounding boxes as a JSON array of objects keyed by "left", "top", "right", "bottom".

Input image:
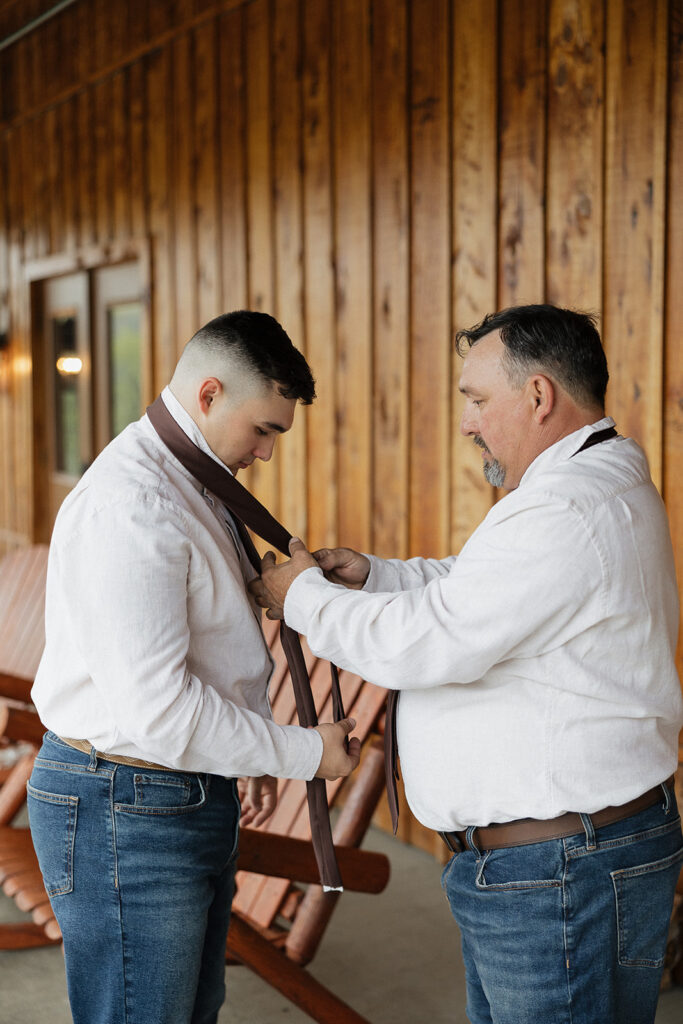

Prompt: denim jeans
[
  {"left": 27, "top": 732, "right": 241, "bottom": 1024},
  {"left": 441, "top": 785, "right": 683, "bottom": 1024}
]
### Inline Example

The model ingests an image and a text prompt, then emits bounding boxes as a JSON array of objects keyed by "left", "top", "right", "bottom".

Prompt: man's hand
[
  {"left": 249, "top": 537, "right": 317, "bottom": 619},
  {"left": 237, "top": 775, "right": 278, "bottom": 827},
  {"left": 312, "top": 547, "right": 370, "bottom": 589},
  {"left": 313, "top": 717, "right": 361, "bottom": 780}
]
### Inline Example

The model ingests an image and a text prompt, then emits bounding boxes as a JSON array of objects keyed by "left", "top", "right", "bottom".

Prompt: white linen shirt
[
  {"left": 284, "top": 419, "right": 683, "bottom": 831},
  {"left": 32, "top": 388, "right": 323, "bottom": 780}
]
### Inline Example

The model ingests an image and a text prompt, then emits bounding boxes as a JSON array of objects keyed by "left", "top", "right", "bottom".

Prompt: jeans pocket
[
  {"left": 26, "top": 782, "right": 79, "bottom": 897},
  {"left": 611, "top": 844, "right": 683, "bottom": 968},
  {"left": 475, "top": 845, "right": 563, "bottom": 891},
  {"left": 115, "top": 772, "right": 207, "bottom": 816}
]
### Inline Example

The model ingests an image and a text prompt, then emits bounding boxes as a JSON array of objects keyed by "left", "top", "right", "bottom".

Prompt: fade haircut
[
  {"left": 180, "top": 310, "right": 316, "bottom": 404},
  {"left": 455, "top": 304, "right": 609, "bottom": 411}
]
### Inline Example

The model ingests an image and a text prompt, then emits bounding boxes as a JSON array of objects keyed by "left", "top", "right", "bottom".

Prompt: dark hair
[
  {"left": 188, "top": 310, "right": 316, "bottom": 404},
  {"left": 455, "top": 304, "right": 608, "bottom": 410}
]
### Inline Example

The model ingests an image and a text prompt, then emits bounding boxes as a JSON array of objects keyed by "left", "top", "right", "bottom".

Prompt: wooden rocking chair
[
  {"left": 0, "top": 543, "right": 59, "bottom": 948},
  {"left": 226, "top": 616, "right": 390, "bottom": 1022},
  {"left": 0, "top": 545, "right": 391, "bottom": 1024}
]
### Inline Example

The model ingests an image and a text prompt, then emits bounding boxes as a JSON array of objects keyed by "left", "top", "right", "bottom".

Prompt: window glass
[
  {"left": 108, "top": 301, "right": 142, "bottom": 437},
  {"left": 52, "top": 315, "right": 81, "bottom": 475}
]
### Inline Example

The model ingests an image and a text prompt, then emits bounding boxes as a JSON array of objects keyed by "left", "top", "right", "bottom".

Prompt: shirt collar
[
  {"left": 158, "top": 386, "right": 235, "bottom": 477},
  {"left": 518, "top": 416, "right": 617, "bottom": 488}
]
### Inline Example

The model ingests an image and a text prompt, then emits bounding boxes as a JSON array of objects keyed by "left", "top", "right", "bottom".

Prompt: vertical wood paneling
[
  {"left": 409, "top": 0, "right": 451, "bottom": 558},
  {"left": 0, "top": 0, "right": 682, "bottom": 842},
  {"left": 243, "top": 0, "right": 278, "bottom": 513},
  {"left": 603, "top": 0, "right": 668, "bottom": 485},
  {"left": 665, "top": 0, "right": 683, "bottom": 674},
  {"left": 0, "top": 132, "right": 11, "bottom": 545},
  {"left": 194, "top": 22, "right": 221, "bottom": 324},
  {"left": 451, "top": 0, "right": 498, "bottom": 553},
  {"left": 45, "top": 106, "right": 63, "bottom": 254},
  {"left": 6, "top": 122, "right": 31, "bottom": 545},
  {"left": 32, "top": 114, "right": 50, "bottom": 258},
  {"left": 302, "top": 0, "right": 338, "bottom": 551},
  {"left": 218, "top": 7, "right": 248, "bottom": 311},
  {"left": 76, "top": 89, "right": 97, "bottom": 249},
  {"left": 498, "top": 0, "right": 548, "bottom": 305},
  {"left": 18, "top": 122, "right": 36, "bottom": 262},
  {"left": 129, "top": 62, "right": 147, "bottom": 240},
  {"left": 273, "top": 0, "right": 307, "bottom": 536},
  {"left": 547, "top": 0, "right": 605, "bottom": 311},
  {"left": 75, "top": 0, "right": 95, "bottom": 84},
  {"left": 146, "top": 46, "right": 176, "bottom": 390},
  {"left": 94, "top": 78, "right": 114, "bottom": 244},
  {"left": 371, "top": 0, "right": 409, "bottom": 560},
  {"left": 60, "top": 100, "right": 77, "bottom": 253},
  {"left": 112, "top": 70, "right": 132, "bottom": 241},
  {"left": 172, "top": 33, "right": 198, "bottom": 352},
  {"left": 332, "top": 0, "right": 372, "bottom": 552}
]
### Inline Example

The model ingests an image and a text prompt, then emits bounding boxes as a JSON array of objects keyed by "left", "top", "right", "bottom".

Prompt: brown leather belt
[
  {"left": 439, "top": 777, "right": 675, "bottom": 853},
  {"left": 60, "top": 737, "right": 183, "bottom": 773}
]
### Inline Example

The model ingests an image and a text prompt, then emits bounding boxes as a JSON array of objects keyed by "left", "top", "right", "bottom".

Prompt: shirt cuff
[
  {"left": 282, "top": 721, "right": 323, "bottom": 780},
  {"left": 284, "top": 565, "right": 328, "bottom": 634}
]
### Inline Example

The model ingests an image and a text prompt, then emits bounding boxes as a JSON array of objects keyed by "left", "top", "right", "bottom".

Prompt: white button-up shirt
[
  {"left": 284, "top": 419, "right": 683, "bottom": 830},
  {"left": 32, "top": 388, "right": 323, "bottom": 780}
]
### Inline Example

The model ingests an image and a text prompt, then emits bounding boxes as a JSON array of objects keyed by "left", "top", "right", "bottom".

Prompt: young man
[
  {"left": 254, "top": 304, "right": 683, "bottom": 1024},
  {"left": 28, "top": 310, "right": 359, "bottom": 1024}
]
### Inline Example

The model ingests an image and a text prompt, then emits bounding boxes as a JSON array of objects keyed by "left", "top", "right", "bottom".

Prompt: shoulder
[{"left": 52, "top": 418, "right": 201, "bottom": 544}]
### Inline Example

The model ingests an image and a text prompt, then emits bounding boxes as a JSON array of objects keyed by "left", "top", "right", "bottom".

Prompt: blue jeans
[
  {"left": 441, "top": 785, "right": 683, "bottom": 1024},
  {"left": 27, "top": 732, "right": 241, "bottom": 1024}
]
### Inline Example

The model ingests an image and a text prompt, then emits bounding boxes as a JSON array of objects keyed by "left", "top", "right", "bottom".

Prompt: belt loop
[
  {"left": 87, "top": 746, "right": 99, "bottom": 773},
  {"left": 465, "top": 825, "right": 481, "bottom": 856},
  {"left": 439, "top": 831, "right": 462, "bottom": 854},
  {"left": 580, "top": 812, "right": 597, "bottom": 851},
  {"left": 661, "top": 780, "right": 672, "bottom": 815}
]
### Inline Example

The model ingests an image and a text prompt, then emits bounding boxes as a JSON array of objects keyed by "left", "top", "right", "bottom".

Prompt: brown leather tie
[
  {"left": 147, "top": 395, "right": 345, "bottom": 890},
  {"left": 383, "top": 423, "right": 619, "bottom": 836}
]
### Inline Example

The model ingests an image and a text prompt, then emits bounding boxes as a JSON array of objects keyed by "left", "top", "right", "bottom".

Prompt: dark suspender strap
[
  {"left": 572, "top": 425, "right": 617, "bottom": 455},
  {"left": 147, "top": 395, "right": 345, "bottom": 890},
  {"left": 384, "top": 689, "right": 400, "bottom": 834}
]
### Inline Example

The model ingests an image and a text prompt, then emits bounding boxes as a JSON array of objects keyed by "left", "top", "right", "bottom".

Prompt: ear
[
  {"left": 529, "top": 374, "right": 555, "bottom": 424},
  {"left": 197, "top": 377, "right": 222, "bottom": 415}
]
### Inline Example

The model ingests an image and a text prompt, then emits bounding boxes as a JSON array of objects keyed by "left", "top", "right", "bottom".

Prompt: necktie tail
[{"left": 147, "top": 395, "right": 349, "bottom": 889}]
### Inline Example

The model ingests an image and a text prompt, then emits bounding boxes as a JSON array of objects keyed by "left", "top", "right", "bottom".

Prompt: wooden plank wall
[{"left": 0, "top": 0, "right": 681, "bottom": 855}]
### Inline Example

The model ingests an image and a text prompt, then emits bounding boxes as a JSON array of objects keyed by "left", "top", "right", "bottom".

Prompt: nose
[
  {"left": 460, "top": 406, "right": 476, "bottom": 437},
  {"left": 255, "top": 435, "right": 276, "bottom": 462}
]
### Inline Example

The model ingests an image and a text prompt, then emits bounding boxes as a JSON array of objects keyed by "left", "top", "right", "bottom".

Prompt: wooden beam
[{"left": 236, "top": 828, "right": 389, "bottom": 894}]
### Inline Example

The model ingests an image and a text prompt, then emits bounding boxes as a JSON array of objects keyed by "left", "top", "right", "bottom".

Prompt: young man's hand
[
  {"left": 237, "top": 775, "right": 278, "bottom": 827},
  {"left": 313, "top": 718, "right": 361, "bottom": 779}
]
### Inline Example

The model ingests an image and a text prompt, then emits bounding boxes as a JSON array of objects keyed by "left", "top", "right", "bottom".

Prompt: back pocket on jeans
[
  {"left": 611, "top": 844, "right": 683, "bottom": 968},
  {"left": 26, "top": 783, "right": 79, "bottom": 897}
]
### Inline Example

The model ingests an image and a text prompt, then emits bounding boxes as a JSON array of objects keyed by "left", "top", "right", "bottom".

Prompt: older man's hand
[{"left": 249, "top": 537, "right": 317, "bottom": 619}]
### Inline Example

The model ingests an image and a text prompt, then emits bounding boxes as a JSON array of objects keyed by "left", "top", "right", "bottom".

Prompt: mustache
[{"left": 472, "top": 435, "right": 489, "bottom": 451}]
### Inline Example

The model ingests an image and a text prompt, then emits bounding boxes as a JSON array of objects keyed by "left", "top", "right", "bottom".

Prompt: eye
[{"left": 255, "top": 427, "right": 268, "bottom": 437}]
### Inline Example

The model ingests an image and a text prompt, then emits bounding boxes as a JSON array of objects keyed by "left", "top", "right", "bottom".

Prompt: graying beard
[{"left": 483, "top": 458, "right": 506, "bottom": 488}]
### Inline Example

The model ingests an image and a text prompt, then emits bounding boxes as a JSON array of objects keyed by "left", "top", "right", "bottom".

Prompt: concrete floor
[{"left": 2, "top": 822, "right": 683, "bottom": 1024}]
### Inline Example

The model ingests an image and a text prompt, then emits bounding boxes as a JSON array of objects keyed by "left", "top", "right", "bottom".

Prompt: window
[{"left": 31, "top": 251, "right": 151, "bottom": 541}]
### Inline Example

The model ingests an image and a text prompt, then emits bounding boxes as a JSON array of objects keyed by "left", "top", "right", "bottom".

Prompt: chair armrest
[
  {"left": 237, "top": 829, "right": 389, "bottom": 894},
  {"left": 0, "top": 672, "right": 34, "bottom": 703}
]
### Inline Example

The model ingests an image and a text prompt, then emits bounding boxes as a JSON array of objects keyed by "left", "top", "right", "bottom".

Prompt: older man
[{"left": 254, "top": 304, "right": 683, "bottom": 1024}]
